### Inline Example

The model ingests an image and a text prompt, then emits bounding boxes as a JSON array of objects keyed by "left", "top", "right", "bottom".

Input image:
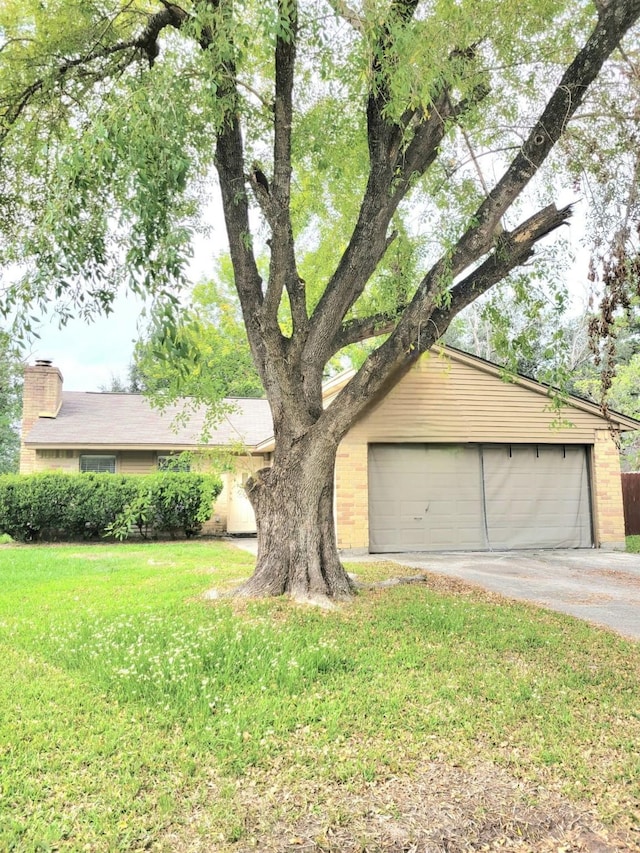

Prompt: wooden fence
[{"left": 621, "top": 473, "right": 640, "bottom": 535}]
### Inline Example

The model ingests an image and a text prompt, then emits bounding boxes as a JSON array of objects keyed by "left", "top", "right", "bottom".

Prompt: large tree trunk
[{"left": 235, "top": 434, "right": 356, "bottom": 604}]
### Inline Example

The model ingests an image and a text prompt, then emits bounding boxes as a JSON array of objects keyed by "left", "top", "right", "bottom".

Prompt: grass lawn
[
  {"left": 1, "top": 539, "right": 639, "bottom": 852},
  {"left": 627, "top": 534, "right": 640, "bottom": 553}
]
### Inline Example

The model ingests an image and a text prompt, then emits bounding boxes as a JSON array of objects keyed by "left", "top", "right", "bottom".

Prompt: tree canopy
[
  {"left": 2, "top": 0, "right": 640, "bottom": 598},
  {"left": 135, "top": 275, "right": 264, "bottom": 399},
  {"left": 0, "top": 331, "right": 23, "bottom": 474}
]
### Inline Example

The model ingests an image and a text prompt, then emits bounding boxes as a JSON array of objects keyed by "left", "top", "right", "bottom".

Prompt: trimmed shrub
[
  {"left": 107, "top": 472, "right": 222, "bottom": 540},
  {"left": 0, "top": 471, "right": 222, "bottom": 542},
  {"left": 148, "top": 472, "right": 219, "bottom": 537}
]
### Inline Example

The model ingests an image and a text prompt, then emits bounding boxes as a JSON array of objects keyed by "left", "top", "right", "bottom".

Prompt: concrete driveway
[{"left": 369, "top": 549, "right": 640, "bottom": 641}]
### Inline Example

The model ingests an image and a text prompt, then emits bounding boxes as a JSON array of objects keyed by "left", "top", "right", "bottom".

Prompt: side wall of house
[
  {"left": 335, "top": 353, "right": 626, "bottom": 551},
  {"left": 28, "top": 450, "right": 158, "bottom": 475}
]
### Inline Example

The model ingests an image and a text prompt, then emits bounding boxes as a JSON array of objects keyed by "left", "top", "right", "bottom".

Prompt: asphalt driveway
[{"left": 370, "top": 549, "right": 640, "bottom": 641}]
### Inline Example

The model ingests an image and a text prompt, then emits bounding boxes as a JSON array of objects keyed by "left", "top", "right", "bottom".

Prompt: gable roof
[
  {"left": 25, "top": 392, "right": 273, "bottom": 450},
  {"left": 253, "top": 346, "right": 640, "bottom": 453}
]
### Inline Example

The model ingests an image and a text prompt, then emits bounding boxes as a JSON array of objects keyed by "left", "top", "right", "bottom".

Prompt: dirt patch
[
  {"left": 348, "top": 566, "right": 508, "bottom": 604},
  {"left": 159, "top": 760, "right": 640, "bottom": 852},
  {"left": 579, "top": 569, "right": 640, "bottom": 591},
  {"left": 563, "top": 593, "right": 615, "bottom": 605}
]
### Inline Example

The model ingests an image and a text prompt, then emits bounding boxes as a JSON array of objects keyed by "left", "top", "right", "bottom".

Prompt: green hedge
[{"left": 0, "top": 471, "right": 222, "bottom": 542}]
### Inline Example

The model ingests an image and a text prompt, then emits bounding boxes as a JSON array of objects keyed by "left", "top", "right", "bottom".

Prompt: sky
[{"left": 29, "top": 292, "right": 148, "bottom": 392}]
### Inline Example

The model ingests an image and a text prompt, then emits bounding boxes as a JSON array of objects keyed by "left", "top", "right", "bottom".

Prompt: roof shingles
[{"left": 25, "top": 393, "right": 273, "bottom": 449}]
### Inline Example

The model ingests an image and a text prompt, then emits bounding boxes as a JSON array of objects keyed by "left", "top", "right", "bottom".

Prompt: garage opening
[{"left": 368, "top": 443, "right": 593, "bottom": 553}]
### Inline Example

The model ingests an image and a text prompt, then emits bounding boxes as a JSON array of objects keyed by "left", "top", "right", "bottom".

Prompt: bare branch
[
  {"left": 235, "top": 78, "right": 273, "bottom": 110},
  {"left": 0, "top": 37, "right": 36, "bottom": 54},
  {"left": 325, "top": 0, "right": 365, "bottom": 33},
  {"left": 264, "top": 0, "right": 307, "bottom": 337}
]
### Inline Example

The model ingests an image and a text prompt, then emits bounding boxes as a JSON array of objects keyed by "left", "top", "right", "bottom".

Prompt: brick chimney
[{"left": 20, "top": 360, "right": 64, "bottom": 473}]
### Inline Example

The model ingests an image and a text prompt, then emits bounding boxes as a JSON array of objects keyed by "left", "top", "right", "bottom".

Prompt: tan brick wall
[
  {"left": 119, "top": 451, "right": 155, "bottom": 474},
  {"left": 19, "top": 445, "right": 38, "bottom": 474},
  {"left": 335, "top": 438, "right": 369, "bottom": 550},
  {"left": 20, "top": 363, "right": 63, "bottom": 474},
  {"left": 591, "top": 429, "right": 626, "bottom": 548}
]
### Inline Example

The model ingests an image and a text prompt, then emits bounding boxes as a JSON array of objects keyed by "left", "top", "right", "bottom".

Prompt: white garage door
[{"left": 368, "top": 444, "right": 592, "bottom": 553}]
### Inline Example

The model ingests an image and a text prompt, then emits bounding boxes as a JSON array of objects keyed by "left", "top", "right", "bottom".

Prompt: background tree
[
  {"left": 0, "top": 331, "right": 23, "bottom": 474},
  {"left": 134, "top": 274, "right": 264, "bottom": 400},
  {"left": 562, "top": 32, "right": 640, "bottom": 404},
  {"left": 444, "top": 278, "right": 592, "bottom": 383},
  {"left": 99, "top": 365, "right": 144, "bottom": 393},
  {"left": 573, "top": 302, "right": 640, "bottom": 469},
  {"left": 99, "top": 274, "right": 264, "bottom": 398},
  {"left": 1, "top": 0, "right": 640, "bottom": 601}
]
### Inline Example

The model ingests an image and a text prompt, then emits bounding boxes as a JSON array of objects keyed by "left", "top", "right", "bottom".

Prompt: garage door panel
[
  {"left": 400, "top": 501, "right": 429, "bottom": 520},
  {"left": 368, "top": 443, "right": 593, "bottom": 553},
  {"left": 368, "top": 444, "right": 485, "bottom": 552},
  {"left": 482, "top": 445, "right": 591, "bottom": 549}
]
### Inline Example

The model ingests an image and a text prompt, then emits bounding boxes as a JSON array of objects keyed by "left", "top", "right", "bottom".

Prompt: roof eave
[{"left": 24, "top": 441, "right": 264, "bottom": 452}]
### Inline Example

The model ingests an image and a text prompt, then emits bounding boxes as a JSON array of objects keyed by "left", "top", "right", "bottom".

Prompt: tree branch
[
  {"left": 215, "top": 138, "right": 268, "bottom": 384},
  {"left": 322, "top": 204, "right": 574, "bottom": 441},
  {"left": 430, "top": 203, "right": 575, "bottom": 330},
  {"left": 0, "top": 4, "right": 189, "bottom": 144},
  {"left": 325, "top": 0, "right": 365, "bottom": 33},
  {"left": 439, "top": 0, "right": 640, "bottom": 281},
  {"left": 235, "top": 78, "right": 273, "bottom": 110},
  {"left": 299, "top": 4, "right": 432, "bottom": 371},
  {"left": 391, "top": 81, "right": 491, "bottom": 201},
  {"left": 375, "top": 0, "right": 640, "bottom": 353},
  {"left": 303, "top": 77, "right": 489, "bottom": 371},
  {"left": 331, "top": 203, "right": 572, "bottom": 352},
  {"left": 334, "top": 309, "right": 404, "bottom": 350},
  {"left": 304, "top": 4, "right": 423, "bottom": 354},
  {"left": 264, "top": 0, "right": 307, "bottom": 338}
]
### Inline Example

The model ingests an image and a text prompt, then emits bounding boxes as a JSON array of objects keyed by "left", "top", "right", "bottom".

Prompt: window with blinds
[{"left": 79, "top": 455, "right": 116, "bottom": 473}]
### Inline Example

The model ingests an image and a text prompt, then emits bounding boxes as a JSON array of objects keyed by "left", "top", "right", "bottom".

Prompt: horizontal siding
[
  {"left": 34, "top": 449, "right": 78, "bottom": 473},
  {"left": 119, "top": 451, "right": 156, "bottom": 475},
  {"left": 344, "top": 354, "right": 607, "bottom": 445}
]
